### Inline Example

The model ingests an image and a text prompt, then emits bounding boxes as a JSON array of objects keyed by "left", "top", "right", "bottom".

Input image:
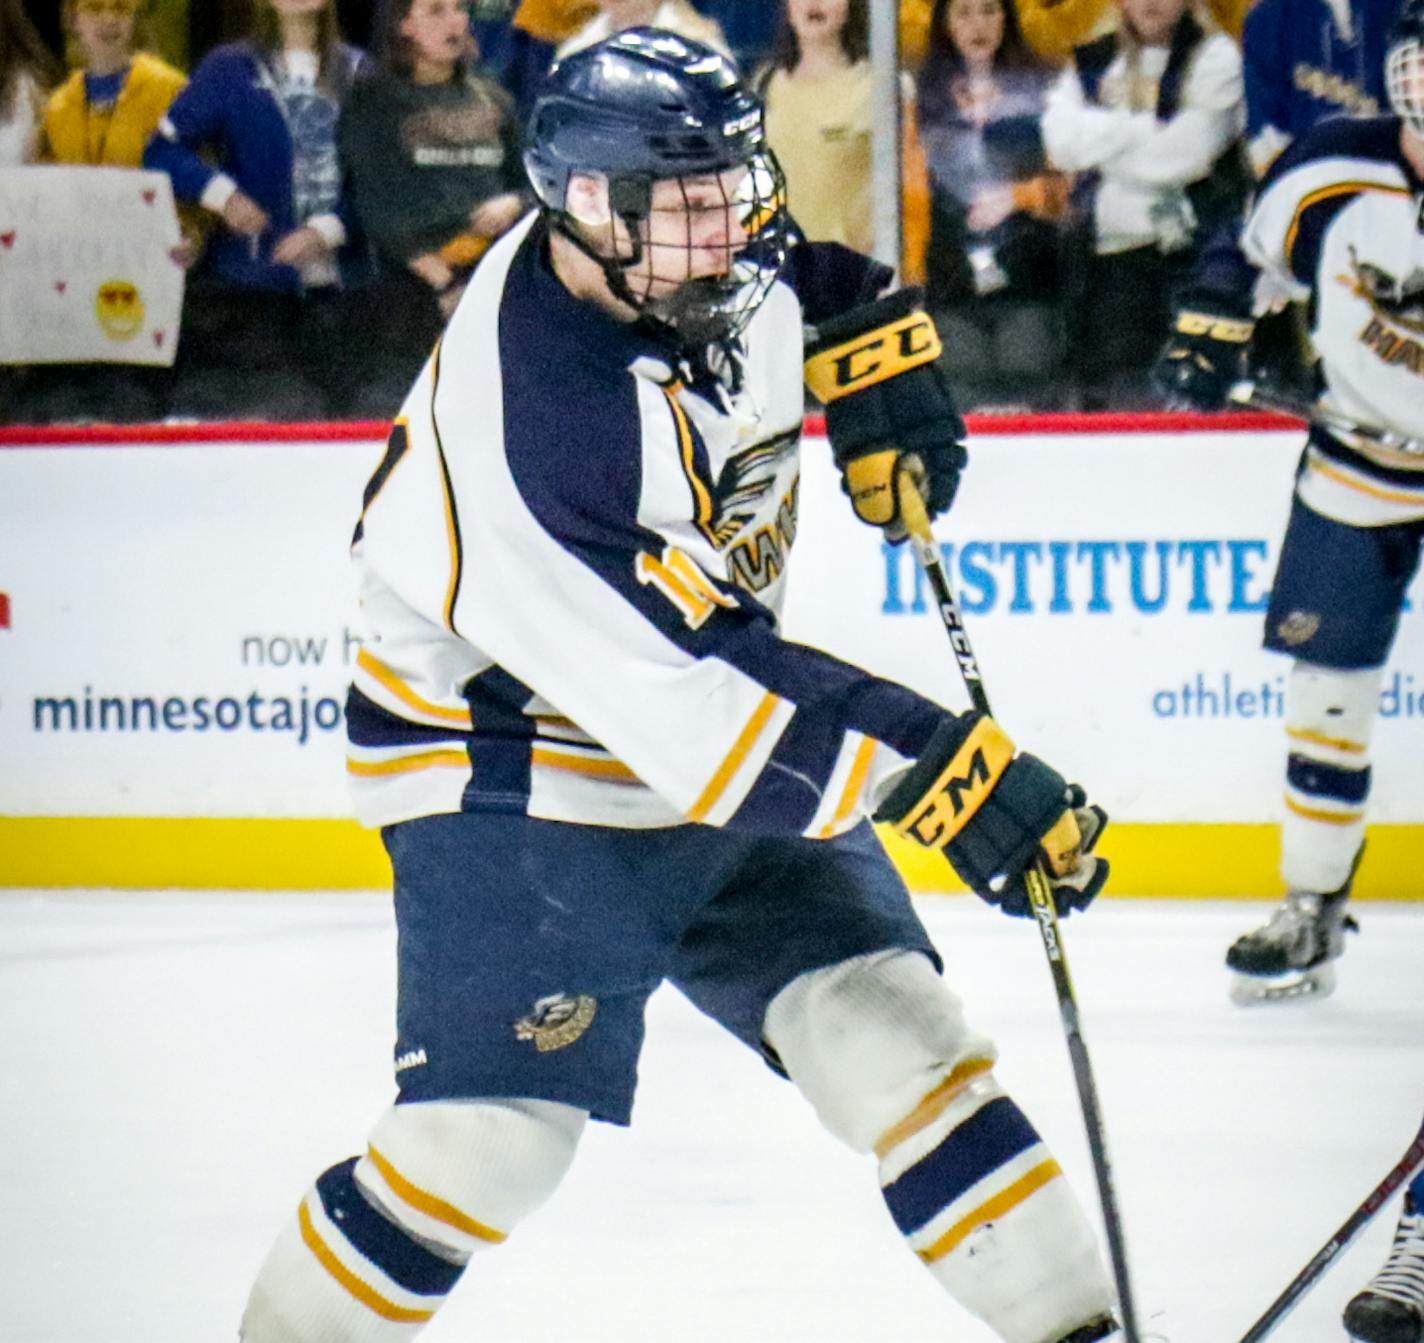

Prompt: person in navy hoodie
[{"left": 145, "top": 0, "right": 367, "bottom": 419}]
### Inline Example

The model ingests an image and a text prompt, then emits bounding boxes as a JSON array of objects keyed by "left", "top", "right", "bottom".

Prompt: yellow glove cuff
[
  {"left": 1173, "top": 310, "right": 1254, "bottom": 342},
  {"left": 804, "top": 309, "right": 943, "bottom": 403},
  {"left": 892, "top": 717, "right": 1016, "bottom": 850}
]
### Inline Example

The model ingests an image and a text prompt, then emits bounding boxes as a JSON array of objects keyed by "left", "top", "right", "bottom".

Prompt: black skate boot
[
  {"left": 1344, "top": 1194, "right": 1424, "bottom": 1343},
  {"left": 1225, "top": 887, "right": 1358, "bottom": 1004},
  {"left": 1053, "top": 1317, "right": 1119, "bottom": 1342}
]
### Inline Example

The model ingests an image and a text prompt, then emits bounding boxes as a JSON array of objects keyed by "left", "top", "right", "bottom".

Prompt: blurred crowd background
[{"left": 0, "top": 0, "right": 1400, "bottom": 424}]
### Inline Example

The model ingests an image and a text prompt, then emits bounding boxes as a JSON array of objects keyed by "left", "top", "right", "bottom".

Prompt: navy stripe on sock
[
  {"left": 315, "top": 1158, "right": 465, "bottom": 1297},
  {"left": 881, "top": 1096, "right": 1041, "bottom": 1236},
  {"left": 1287, "top": 752, "right": 1371, "bottom": 805}
]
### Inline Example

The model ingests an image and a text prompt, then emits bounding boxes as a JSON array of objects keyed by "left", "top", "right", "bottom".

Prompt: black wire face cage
[
  {"left": 585, "top": 147, "right": 790, "bottom": 348},
  {"left": 1388, "top": 36, "right": 1424, "bottom": 135}
]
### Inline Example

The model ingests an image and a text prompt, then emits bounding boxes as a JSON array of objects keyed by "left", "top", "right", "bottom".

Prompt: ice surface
[{"left": 1, "top": 891, "right": 1420, "bottom": 1343}]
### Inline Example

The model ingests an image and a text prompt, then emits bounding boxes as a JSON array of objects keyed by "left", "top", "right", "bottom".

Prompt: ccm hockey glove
[
  {"left": 874, "top": 713, "right": 1110, "bottom": 918},
  {"left": 804, "top": 288, "right": 967, "bottom": 543},
  {"left": 1153, "top": 290, "right": 1255, "bottom": 411}
]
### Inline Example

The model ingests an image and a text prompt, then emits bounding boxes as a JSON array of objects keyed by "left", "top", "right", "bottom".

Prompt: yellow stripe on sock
[
  {"left": 367, "top": 1145, "right": 507, "bottom": 1245},
  {"left": 917, "top": 1158, "right": 1063, "bottom": 1264},
  {"left": 298, "top": 1200, "right": 434, "bottom": 1323},
  {"left": 874, "top": 1058, "right": 995, "bottom": 1160}
]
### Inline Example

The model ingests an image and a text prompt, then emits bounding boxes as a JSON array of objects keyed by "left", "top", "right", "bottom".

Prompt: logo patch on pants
[{"left": 515, "top": 993, "right": 598, "bottom": 1052}]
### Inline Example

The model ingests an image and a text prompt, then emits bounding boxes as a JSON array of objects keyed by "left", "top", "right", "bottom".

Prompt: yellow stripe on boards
[
  {"left": 366, "top": 1145, "right": 507, "bottom": 1245},
  {"left": 1, "top": 819, "right": 1422, "bottom": 896},
  {"left": 917, "top": 1158, "right": 1062, "bottom": 1264},
  {"left": 298, "top": 1200, "right": 435, "bottom": 1323},
  {"left": 687, "top": 692, "right": 781, "bottom": 824}
]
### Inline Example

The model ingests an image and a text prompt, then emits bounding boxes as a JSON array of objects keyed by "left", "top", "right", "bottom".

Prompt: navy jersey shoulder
[{"left": 1261, "top": 114, "right": 1408, "bottom": 191}]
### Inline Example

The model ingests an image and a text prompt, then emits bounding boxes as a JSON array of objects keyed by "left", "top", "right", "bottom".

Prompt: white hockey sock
[
  {"left": 877, "top": 1070, "right": 1112, "bottom": 1343},
  {"left": 1281, "top": 662, "right": 1380, "bottom": 893},
  {"left": 765, "top": 951, "right": 1112, "bottom": 1343},
  {"left": 240, "top": 1098, "right": 585, "bottom": 1343}
]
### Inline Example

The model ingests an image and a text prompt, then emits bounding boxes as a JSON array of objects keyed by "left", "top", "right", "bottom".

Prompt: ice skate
[
  {"left": 1343, "top": 1193, "right": 1424, "bottom": 1343},
  {"left": 1225, "top": 889, "right": 1357, "bottom": 1004},
  {"left": 1053, "top": 1317, "right": 1119, "bottom": 1342}
]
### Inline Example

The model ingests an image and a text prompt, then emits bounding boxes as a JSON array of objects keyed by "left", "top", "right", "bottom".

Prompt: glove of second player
[
  {"left": 873, "top": 712, "right": 1109, "bottom": 917},
  {"left": 804, "top": 287, "right": 968, "bottom": 542},
  {"left": 1152, "top": 288, "right": 1255, "bottom": 411}
]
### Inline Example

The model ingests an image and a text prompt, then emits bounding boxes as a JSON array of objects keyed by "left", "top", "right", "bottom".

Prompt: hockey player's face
[{"left": 626, "top": 170, "right": 751, "bottom": 301}]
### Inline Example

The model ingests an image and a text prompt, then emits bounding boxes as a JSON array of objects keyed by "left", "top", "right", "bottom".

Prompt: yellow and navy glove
[
  {"left": 874, "top": 712, "right": 1109, "bottom": 918},
  {"left": 1153, "top": 289, "right": 1255, "bottom": 411},
  {"left": 804, "top": 288, "right": 967, "bottom": 543}
]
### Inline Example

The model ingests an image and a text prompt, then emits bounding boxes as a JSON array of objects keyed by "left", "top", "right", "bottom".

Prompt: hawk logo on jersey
[
  {"left": 514, "top": 993, "right": 597, "bottom": 1052},
  {"left": 705, "top": 429, "right": 799, "bottom": 548},
  {"left": 1344, "top": 249, "right": 1424, "bottom": 334}
]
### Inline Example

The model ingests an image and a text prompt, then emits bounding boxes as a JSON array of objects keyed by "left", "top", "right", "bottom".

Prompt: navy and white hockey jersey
[
  {"left": 345, "top": 215, "right": 951, "bottom": 832},
  {"left": 1237, "top": 116, "right": 1424, "bottom": 525}
]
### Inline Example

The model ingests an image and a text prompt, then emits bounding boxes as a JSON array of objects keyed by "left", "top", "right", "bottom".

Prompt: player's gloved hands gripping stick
[
  {"left": 874, "top": 712, "right": 1109, "bottom": 917},
  {"left": 804, "top": 288, "right": 968, "bottom": 542},
  {"left": 1152, "top": 289, "right": 1256, "bottom": 411}
]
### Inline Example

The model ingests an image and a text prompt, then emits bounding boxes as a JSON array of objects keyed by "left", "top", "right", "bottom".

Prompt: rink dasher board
[{"left": 0, "top": 420, "right": 1419, "bottom": 896}]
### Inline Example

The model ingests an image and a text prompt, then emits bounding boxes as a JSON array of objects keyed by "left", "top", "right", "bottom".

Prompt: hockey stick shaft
[
  {"left": 895, "top": 470, "right": 1143, "bottom": 1343},
  {"left": 1228, "top": 380, "right": 1424, "bottom": 457},
  {"left": 1236, "top": 1120, "right": 1424, "bottom": 1343}
]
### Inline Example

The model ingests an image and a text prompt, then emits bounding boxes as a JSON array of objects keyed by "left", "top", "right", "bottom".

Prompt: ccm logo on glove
[{"left": 889, "top": 716, "right": 1014, "bottom": 848}]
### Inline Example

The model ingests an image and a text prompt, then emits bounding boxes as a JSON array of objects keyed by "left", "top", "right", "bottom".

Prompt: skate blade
[{"left": 1229, "top": 963, "right": 1337, "bottom": 1005}]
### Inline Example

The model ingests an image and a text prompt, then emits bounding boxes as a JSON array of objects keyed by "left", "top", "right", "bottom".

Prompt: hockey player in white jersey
[
  {"left": 1155, "top": 0, "right": 1424, "bottom": 1005},
  {"left": 236, "top": 26, "right": 1123, "bottom": 1343}
]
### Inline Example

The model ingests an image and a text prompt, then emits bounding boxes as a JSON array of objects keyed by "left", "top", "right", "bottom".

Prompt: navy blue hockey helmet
[
  {"left": 524, "top": 27, "right": 789, "bottom": 344},
  {"left": 1388, "top": 0, "right": 1424, "bottom": 133}
]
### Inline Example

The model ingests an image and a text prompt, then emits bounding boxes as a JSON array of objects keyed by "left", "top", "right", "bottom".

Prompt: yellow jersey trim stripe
[
  {"left": 1308, "top": 453, "right": 1424, "bottom": 505},
  {"left": 917, "top": 1158, "right": 1062, "bottom": 1264},
  {"left": 1285, "top": 795, "right": 1365, "bottom": 824},
  {"left": 346, "top": 749, "right": 470, "bottom": 777},
  {"left": 874, "top": 1057, "right": 995, "bottom": 1160},
  {"left": 531, "top": 746, "right": 640, "bottom": 782},
  {"left": 429, "top": 339, "right": 464, "bottom": 634},
  {"left": 298, "top": 1199, "right": 436, "bottom": 1323},
  {"left": 817, "top": 735, "right": 878, "bottom": 840},
  {"left": 1284, "top": 182, "right": 1412, "bottom": 270},
  {"left": 663, "top": 383, "right": 719, "bottom": 549},
  {"left": 356, "top": 649, "right": 473, "bottom": 728},
  {"left": 1286, "top": 726, "right": 1366, "bottom": 754},
  {"left": 688, "top": 691, "right": 783, "bottom": 823},
  {"left": 367, "top": 1145, "right": 507, "bottom": 1244}
]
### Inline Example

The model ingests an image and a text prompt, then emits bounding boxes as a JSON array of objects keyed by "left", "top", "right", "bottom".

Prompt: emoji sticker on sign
[{"left": 95, "top": 279, "right": 145, "bottom": 340}]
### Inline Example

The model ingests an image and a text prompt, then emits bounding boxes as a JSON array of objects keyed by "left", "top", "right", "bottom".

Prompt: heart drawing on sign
[
  {"left": 142, "top": 189, "right": 156, "bottom": 206},
  {"left": 0, "top": 232, "right": 15, "bottom": 250},
  {"left": 153, "top": 331, "right": 165, "bottom": 348},
  {"left": 55, "top": 281, "right": 67, "bottom": 294}
]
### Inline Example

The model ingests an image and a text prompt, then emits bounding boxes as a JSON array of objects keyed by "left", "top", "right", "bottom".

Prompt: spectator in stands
[
  {"left": 699, "top": 1, "right": 779, "bottom": 69},
  {"left": 917, "top": 0, "right": 1068, "bottom": 409},
  {"left": 144, "top": 0, "right": 368, "bottom": 420},
  {"left": 341, "top": 0, "right": 528, "bottom": 414},
  {"left": 758, "top": 0, "right": 931, "bottom": 282},
  {"left": 468, "top": 0, "right": 570, "bottom": 114},
  {"left": 1, "top": 0, "right": 60, "bottom": 165},
  {"left": 1043, "top": 0, "right": 1246, "bottom": 409},
  {"left": 758, "top": 1, "right": 874, "bottom": 256},
  {"left": 1016, "top": 0, "right": 1246, "bottom": 67},
  {"left": 1242, "top": 0, "right": 1395, "bottom": 174},
  {"left": 556, "top": 0, "right": 730, "bottom": 60},
  {"left": 12, "top": 0, "right": 191, "bottom": 424}
]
